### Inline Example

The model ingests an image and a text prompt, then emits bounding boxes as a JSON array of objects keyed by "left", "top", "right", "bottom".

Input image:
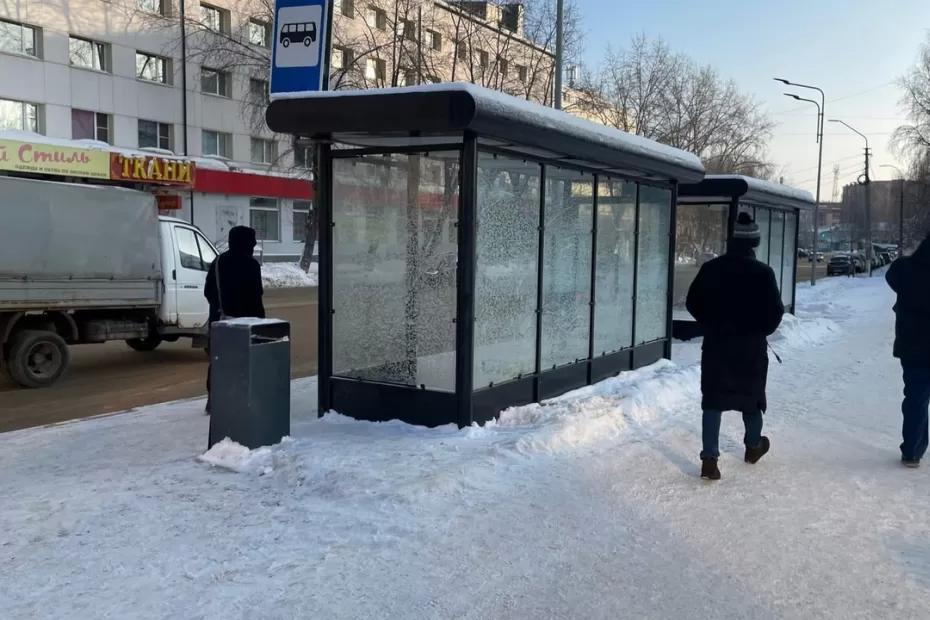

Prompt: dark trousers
[
  {"left": 901, "top": 363, "right": 930, "bottom": 461},
  {"left": 702, "top": 409, "right": 763, "bottom": 459}
]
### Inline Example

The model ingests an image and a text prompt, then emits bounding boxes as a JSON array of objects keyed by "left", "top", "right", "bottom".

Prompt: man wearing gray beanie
[{"left": 686, "top": 212, "right": 785, "bottom": 480}]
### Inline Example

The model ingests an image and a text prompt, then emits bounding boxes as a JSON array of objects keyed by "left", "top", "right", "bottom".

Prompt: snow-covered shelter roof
[
  {"left": 266, "top": 83, "right": 705, "bottom": 184},
  {"left": 678, "top": 175, "right": 814, "bottom": 211}
]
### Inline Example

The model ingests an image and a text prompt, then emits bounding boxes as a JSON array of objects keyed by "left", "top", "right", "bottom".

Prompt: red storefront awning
[{"left": 193, "top": 168, "right": 314, "bottom": 200}]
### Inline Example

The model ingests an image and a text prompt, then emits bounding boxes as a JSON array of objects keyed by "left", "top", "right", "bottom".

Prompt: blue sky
[{"left": 576, "top": 0, "right": 929, "bottom": 196}]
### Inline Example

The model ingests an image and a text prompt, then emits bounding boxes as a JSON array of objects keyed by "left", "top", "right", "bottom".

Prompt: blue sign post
[{"left": 270, "top": 0, "right": 331, "bottom": 100}]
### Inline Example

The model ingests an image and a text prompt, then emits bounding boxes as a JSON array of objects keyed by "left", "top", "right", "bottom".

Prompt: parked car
[
  {"left": 851, "top": 252, "right": 867, "bottom": 273},
  {"left": 798, "top": 248, "right": 810, "bottom": 259},
  {"left": 808, "top": 251, "right": 825, "bottom": 263},
  {"left": 827, "top": 255, "right": 854, "bottom": 276},
  {"left": 880, "top": 251, "right": 893, "bottom": 265}
]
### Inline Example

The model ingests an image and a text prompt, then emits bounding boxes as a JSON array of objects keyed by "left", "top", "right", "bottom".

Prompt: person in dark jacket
[
  {"left": 686, "top": 212, "right": 785, "bottom": 480},
  {"left": 885, "top": 233, "right": 930, "bottom": 467},
  {"left": 203, "top": 226, "right": 266, "bottom": 413}
]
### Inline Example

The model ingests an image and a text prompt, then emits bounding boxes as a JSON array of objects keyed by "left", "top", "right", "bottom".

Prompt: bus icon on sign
[{"left": 280, "top": 21, "right": 317, "bottom": 47}]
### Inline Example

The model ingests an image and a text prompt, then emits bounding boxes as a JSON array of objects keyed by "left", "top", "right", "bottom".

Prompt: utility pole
[
  {"left": 829, "top": 119, "right": 872, "bottom": 276},
  {"left": 554, "top": 0, "right": 564, "bottom": 109}
]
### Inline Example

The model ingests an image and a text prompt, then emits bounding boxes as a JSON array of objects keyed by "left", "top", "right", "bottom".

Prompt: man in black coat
[
  {"left": 203, "top": 226, "right": 266, "bottom": 413},
  {"left": 686, "top": 212, "right": 785, "bottom": 480},
  {"left": 885, "top": 233, "right": 930, "bottom": 467}
]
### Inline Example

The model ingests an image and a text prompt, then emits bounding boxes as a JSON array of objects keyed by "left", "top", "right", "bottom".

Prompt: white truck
[{"left": 0, "top": 176, "right": 216, "bottom": 388}]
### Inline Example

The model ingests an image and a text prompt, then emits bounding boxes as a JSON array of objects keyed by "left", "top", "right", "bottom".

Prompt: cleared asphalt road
[{"left": 0, "top": 287, "right": 317, "bottom": 434}]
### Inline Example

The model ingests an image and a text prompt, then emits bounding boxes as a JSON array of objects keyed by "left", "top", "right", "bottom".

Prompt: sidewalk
[{"left": 3, "top": 274, "right": 927, "bottom": 619}]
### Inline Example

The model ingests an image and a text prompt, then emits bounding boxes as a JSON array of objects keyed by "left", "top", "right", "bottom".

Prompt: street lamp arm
[
  {"left": 773, "top": 78, "right": 825, "bottom": 106},
  {"left": 828, "top": 119, "right": 869, "bottom": 149}
]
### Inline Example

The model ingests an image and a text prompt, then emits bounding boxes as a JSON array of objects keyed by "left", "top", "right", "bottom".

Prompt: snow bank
[{"left": 261, "top": 261, "right": 318, "bottom": 288}]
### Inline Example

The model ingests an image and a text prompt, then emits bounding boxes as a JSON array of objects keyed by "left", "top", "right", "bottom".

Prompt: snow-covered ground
[
  {"left": 261, "top": 261, "right": 318, "bottom": 288},
  {"left": 4, "top": 272, "right": 929, "bottom": 619}
]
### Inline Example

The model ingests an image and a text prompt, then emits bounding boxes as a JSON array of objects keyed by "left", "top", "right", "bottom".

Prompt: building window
[
  {"left": 200, "top": 3, "right": 230, "bottom": 34},
  {"left": 498, "top": 57, "right": 508, "bottom": 77},
  {"left": 331, "top": 47, "right": 345, "bottom": 70},
  {"left": 136, "top": 52, "right": 170, "bottom": 83},
  {"left": 398, "top": 68, "right": 416, "bottom": 86},
  {"left": 517, "top": 64, "right": 528, "bottom": 83},
  {"left": 455, "top": 40, "right": 467, "bottom": 62},
  {"left": 365, "top": 57, "right": 386, "bottom": 81},
  {"left": 250, "top": 198, "right": 280, "bottom": 241},
  {"left": 427, "top": 29, "right": 441, "bottom": 51},
  {"left": 202, "top": 129, "right": 231, "bottom": 158},
  {"left": 248, "top": 18, "right": 270, "bottom": 47},
  {"left": 0, "top": 98, "right": 39, "bottom": 132},
  {"left": 71, "top": 109, "right": 110, "bottom": 143},
  {"left": 250, "top": 137, "right": 277, "bottom": 164},
  {"left": 335, "top": 0, "right": 354, "bottom": 17},
  {"left": 137, "top": 0, "right": 169, "bottom": 16},
  {"left": 249, "top": 78, "right": 269, "bottom": 104},
  {"left": 201, "top": 67, "right": 231, "bottom": 97},
  {"left": 478, "top": 49, "right": 489, "bottom": 69},
  {"left": 293, "top": 200, "right": 311, "bottom": 242},
  {"left": 138, "top": 119, "right": 172, "bottom": 150},
  {"left": 0, "top": 19, "right": 38, "bottom": 57},
  {"left": 294, "top": 139, "right": 311, "bottom": 168},
  {"left": 69, "top": 36, "right": 108, "bottom": 72},
  {"left": 399, "top": 19, "right": 416, "bottom": 41},
  {"left": 366, "top": 6, "right": 387, "bottom": 30}
]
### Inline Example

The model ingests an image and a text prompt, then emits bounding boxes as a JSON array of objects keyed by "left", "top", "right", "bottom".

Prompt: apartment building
[{"left": 0, "top": 0, "right": 554, "bottom": 257}]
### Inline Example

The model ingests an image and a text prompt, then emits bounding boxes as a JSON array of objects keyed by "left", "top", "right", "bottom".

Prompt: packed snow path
[{"left": 2, "top": 273, "right": 928, "bottom": 619}]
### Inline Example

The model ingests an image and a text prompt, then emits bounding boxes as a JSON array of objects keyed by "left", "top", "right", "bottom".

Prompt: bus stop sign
[{"left": 270, "top": 0, "right": 330, "bottom": 100}]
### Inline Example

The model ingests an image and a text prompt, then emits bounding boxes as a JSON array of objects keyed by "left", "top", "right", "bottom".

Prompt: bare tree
[
  {"left": 574, "top": 35, "right": 774, "bottom": 177},
  {"left": 892, "top": 33, "right": 930, "bottom": 244}
]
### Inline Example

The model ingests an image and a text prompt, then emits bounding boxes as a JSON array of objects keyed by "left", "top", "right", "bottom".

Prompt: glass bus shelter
[
  {"left": 672, "top": 175, "right": 814, "bottom": 340},
  {"left": 267, "top": 83, "right": 705, "bottom": 427}
]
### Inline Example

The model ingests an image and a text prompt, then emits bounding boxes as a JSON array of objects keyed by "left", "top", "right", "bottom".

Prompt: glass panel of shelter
[
  {"left": 672, "top": 203, "right": 729, "bottom": 314},
  {"left": 326, "top": 143, "right": 677, "bottom": 394},
  {"left": 330, "top": 150, "right": 460, "bottom": 391}
]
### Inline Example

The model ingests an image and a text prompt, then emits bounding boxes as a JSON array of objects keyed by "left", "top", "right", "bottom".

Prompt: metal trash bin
[{"left": 208, "top": 318, "right": 290, "bottom": 450}]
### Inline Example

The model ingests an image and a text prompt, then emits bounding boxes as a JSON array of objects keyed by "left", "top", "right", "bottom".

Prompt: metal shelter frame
[
  {"left": 673, "top": 175, "right": 815, "bottom": 340},
  {"left": 268, "top": 84, "right": 705, "bottom": 427}
]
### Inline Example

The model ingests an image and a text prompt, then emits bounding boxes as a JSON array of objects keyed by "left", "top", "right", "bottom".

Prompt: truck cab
[{"left": 157, "top": 216, "right": 218, "bottom": 331}]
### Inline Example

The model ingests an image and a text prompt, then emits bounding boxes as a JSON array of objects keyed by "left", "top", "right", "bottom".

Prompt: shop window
[
  {"left": 250, "top": 197, "right": 280, "bottom": 241},
  {"left": 138, "top": 0, "right": 169, "bottom": 17},
  {"left": 71, "top": 109, "right": 110, "bottom": 143}
]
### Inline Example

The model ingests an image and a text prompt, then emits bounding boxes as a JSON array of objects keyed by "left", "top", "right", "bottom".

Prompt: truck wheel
[
  {"left": 6, "top": 330, "right": 70, "bottom": 388},
  {"left": 126, "top": 335, "right": 162, "bottom": 352}
]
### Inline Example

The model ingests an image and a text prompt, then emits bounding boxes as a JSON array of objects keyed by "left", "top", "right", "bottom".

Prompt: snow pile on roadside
[{"left": 261, "top": 261, "right": 318, "bottom": 288}]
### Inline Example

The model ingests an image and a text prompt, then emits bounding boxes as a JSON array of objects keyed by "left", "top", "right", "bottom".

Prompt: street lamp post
[
  {"left": 774, "top": 78, "right": 824, "bottom": 285},
  {"left": 829, "top": 119, "right": 873, "bottom": 276},
  {"left": 880, "top": 163, "right": 906, "bottom": 252}
]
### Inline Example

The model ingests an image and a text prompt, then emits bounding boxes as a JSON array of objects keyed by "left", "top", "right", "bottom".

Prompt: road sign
[{"left": 270, "top": 0, "right": 330, "bottom": 100}]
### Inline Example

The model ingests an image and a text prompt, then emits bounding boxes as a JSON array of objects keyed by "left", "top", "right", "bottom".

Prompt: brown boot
[
  {"left": 701, "top": 458, "right": 721, "bottom": 480},
  {"left": 745, "top": 436, "right": 770, "bottom": 464}
]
